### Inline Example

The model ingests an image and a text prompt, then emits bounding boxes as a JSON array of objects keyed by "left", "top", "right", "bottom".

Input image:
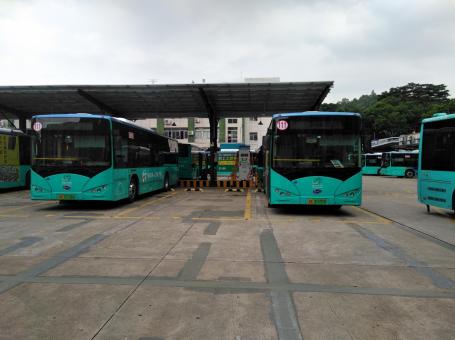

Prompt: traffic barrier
[{"left": 178, "top": 179, "right": 255, "bottom": 188}]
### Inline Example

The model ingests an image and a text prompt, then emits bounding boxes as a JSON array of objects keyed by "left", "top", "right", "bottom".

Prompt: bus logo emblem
[
  {"left": 313, "top": 177, "right": 321, "bottom": 185},
  {"left": 276, "top": 120, "right": 288, "bottom": 131}
]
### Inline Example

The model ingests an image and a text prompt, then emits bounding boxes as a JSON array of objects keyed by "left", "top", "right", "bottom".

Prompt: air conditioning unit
[{"left": 188, "top": 130, "right": 194, "bottom": 136}]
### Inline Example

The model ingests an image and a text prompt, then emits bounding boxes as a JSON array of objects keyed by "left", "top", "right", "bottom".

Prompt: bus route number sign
[
  {"left": 33, "top": 122, "right": 43, "bottom": 132},
  {"left": 276, "top": 120, "right": 288, "bottom": 131}
]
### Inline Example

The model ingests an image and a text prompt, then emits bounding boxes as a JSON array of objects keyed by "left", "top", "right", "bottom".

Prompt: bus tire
[
  {"left": 163, "top": 173, "right": 170, "bottom": 191},
  {"left": 25, "top": 171, "right": 31, "bottom": 189},
  {"left": 128, "top": 176, "right": 138, "bottom": 203},
  {"left": 405, "top": 169, "right": 415, "bottom": 178}
]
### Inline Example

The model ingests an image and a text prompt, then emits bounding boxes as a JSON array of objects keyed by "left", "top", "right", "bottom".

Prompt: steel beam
[
  {"left": 77, "top": 89, "right": 121, "bottom": 116},
  {"left": 312, "top": 83, "right": 333, "bottom": 110},
  {"left": 0, "top": 103, "right": 26, "bottom": 129}
]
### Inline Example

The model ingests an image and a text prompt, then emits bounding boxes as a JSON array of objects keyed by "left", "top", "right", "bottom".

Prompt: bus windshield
[
  {"left": 32, "top": 118, "right": 111, "bottom": 176},
  {"left": 272, "top": 116, "right": 361, "bottom": 170}
]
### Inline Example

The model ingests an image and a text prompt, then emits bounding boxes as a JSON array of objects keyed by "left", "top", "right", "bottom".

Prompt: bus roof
[
  {"left": 272, "top": 111, "right": 361, "bottom": 119},
  {"left": 382, "top": 150, "right": 419, "bottom": 154},
  {"left": 0, "top": 127, "right": 27, "bottom": 136},
  {"left": 32, "top": 113, "right": 177, "bottom": 142},
  {"left": 421, "top": 112, "right": 455, "bottom": 124}
]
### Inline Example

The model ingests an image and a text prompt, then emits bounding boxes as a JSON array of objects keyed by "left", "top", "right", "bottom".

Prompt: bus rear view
[
  {"left": 264, "top": 112, "right": 362, "bottom": 207},
  {"left": 418, "top": 112, "right": 455, "bottom": 212}
]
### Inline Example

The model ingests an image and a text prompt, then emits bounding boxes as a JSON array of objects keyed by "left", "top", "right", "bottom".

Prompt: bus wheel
[
  {"left": 25, "top": 171, "right": 31, "bottom": 189},
  {"left": 128, "top": 177, "right": 138, "bottom": 202},
  {"left": 163, "top": 173, "right": 170, "bottom": 191},
  {"left": 405, "top": 169, "right": 415, "bottom": 178}
]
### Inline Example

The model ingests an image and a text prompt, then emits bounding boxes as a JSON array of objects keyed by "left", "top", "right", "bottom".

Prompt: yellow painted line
[
  {"left": 244, "top": 189, "right": 252, "bottom": 220},
  {"left": 431, "top": 207, "right": 455, "bottom": 223},
  {"left": 0, "top": 214, "right": 29, "bottom": 218},
  {"left": 0, "top": 200, "right": 54, "bottom": 214},
  {"left": 62, "top": 215, "right": 160, "bottom": 221},
  {"left": 433, "top": 207, "right": 448, "bottom": 216},
  {"left": 114, "top": 193, "right": 176, "bottom": 217},
  {"left": 136, "top": 193, "right": 176, "bottom": 209},
  {"left": 191, "top": 217, "right": 244, "bottom": 222},
  {"left": 352, "top": 206, "right": 391, "bottom": 224},
  {"left": 114, "top": 207, "right": 138, "bottom": 217}
]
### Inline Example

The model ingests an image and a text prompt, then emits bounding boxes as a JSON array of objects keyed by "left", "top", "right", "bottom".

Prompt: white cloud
[{"left": 0, "top": 0, "right": 453, "bottom": 101}]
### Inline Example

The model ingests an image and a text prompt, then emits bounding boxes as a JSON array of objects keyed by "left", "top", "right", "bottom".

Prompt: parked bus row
[
  {"left": 1, "top": 111, "right": 453, "bottom": 213},
  {"left": 362, "top": 151, "right": 418, "bottom": 178},
  {"left": 0, "top": 128, "right": 31, "bottom": 189},
  {"left": 31, "top": 114, "right": 179, "bottom": 202}
]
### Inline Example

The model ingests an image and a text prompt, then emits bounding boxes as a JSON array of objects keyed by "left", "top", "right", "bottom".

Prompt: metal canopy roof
[{"left": 0, "top": 82, "right": 333, "bottom": 120}]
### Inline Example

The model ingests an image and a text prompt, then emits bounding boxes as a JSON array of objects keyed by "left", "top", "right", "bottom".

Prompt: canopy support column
[
  {"left": 19, "top": 118, "right": 26, "bottom": 132},
  {"left": 198, "top": 88, "right": 218, "bottom": 185}
]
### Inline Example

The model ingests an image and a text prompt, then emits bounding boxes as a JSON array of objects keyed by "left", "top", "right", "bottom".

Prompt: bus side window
[
  {"left": 112, "top": 122, "right": 128, "bottom": 168},
  {"left": 8, "top": 136, "right": 16, "bottom": 150}
]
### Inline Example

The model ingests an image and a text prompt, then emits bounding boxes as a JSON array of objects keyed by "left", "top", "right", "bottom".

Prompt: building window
[
  {"left": 249, "top": 117, "right": 258, "bottom": 121},
  {"left": 249, "top": 132, "right": 258, "bottom": 141},
  {"left": 164, "top": 128, "right": 188, "bottom": 140},
  {"left": 195, "top": 128, "right": 210, "bottom": 141},
  {"left": 227, "top": 127, "right": 238, "bottom": 143},
  {"left": 227, "top": 118, "right": 238, "bottom": 124}
]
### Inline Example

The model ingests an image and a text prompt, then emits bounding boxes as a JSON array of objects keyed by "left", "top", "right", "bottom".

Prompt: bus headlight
[
  {"left": 337, "top": 188, "right": 361, "bottom": 198},
  {"left": 32, "top": 185, "right": 47, "bottom": 193},
  {"left": 87, "top": 185, "right": 108, "bottom": 193},
  {"left": 274, "top": 187, "right": 295, "bottom": 196}
]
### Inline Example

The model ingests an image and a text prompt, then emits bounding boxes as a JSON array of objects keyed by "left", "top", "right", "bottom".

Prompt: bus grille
[
  {"left": 428, "top": 196, "right": 446, "bottom": 202},
  {"left": 428, "top": 187, "right": 446, "bottom": 193}
]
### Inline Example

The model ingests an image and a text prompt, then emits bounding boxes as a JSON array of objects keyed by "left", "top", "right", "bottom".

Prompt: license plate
[
  {"left": 308, "top": 199, "right": 327, "bottom": 205},
  {"left": 58, "top": 194, "right": 75, "bottom": 200}
]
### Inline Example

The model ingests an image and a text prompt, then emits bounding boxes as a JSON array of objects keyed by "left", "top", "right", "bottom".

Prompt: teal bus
[
  {"left": 263, "top": 112, "right": 362, "bottom": 207},
  {"left": 178, "top": 143, "right": 206, "bottom": 179},
  {"left": 361, "top": 153, "right": 382, "bottom": 175},
  {"left": 251, "top": 146, "right": 264, "bottom": 187},
  {"left": 418, "top": 112, "right": 455, "bottom": 212},
  {"left": 30, "top": 114, "right": 178, "bottom": 202},
  {"left": 378, "top": 151, "right": 418, "bottom": 178},
  {"left": 0, "top": 128, "right": 31, "bottom": 189}
]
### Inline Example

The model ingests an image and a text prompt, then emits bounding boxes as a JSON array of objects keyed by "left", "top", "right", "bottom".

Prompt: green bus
[
  {"left": 263, "top": 112, "right": 362, "bottom": 207},
  {"left": 378, "top": 151, "right": 418, "bottom": 178},
  {"left": 0, "top": 128, "right": 31, "bottom": 189},
  {"left": 418, "top": 112, "right": 455, "bottom": 212},
  {"left": 361, "top": 153, "right": 382, "bottom": 175},
  {"left": 30, "top": 114, "right": 178, "bottom": 202}
]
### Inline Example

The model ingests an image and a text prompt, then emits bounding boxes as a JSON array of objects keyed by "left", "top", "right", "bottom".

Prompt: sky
[{"left": 0, "top": 0, "right": 454, "bottom": 102}]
